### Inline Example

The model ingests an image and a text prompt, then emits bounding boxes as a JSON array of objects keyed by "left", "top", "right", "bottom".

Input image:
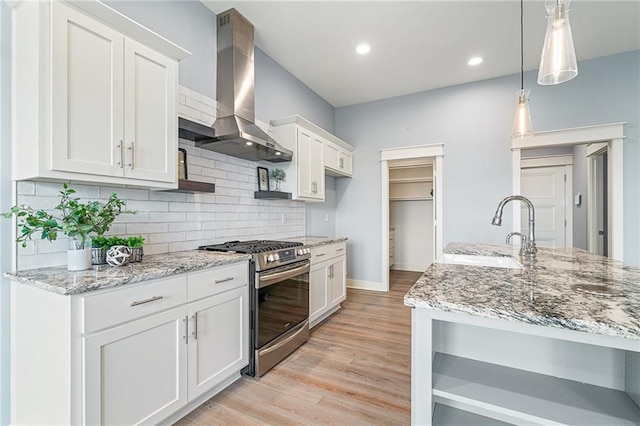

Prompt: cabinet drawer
[
  {"left": 310, "top": 242, "right": 346, "bottom": 264},
  {"left": 188, "top": 262, "right": 248, "bottom": 302},
  {"left": 81, "top": 276, "right": 187, "bottom": 333}
]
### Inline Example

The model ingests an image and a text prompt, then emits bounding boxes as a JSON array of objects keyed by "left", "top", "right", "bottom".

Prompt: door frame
[
  {"left": 586, "top": 143, "right": 608, "bottom": 254},
  {"left": 511, "top": 123, "right": 625, "bottom": 261},
  {"left": 520, "top": 155, "right": 573, "bottom": 248},
  {"left": 380, "top": 144, "right": 443, "bottom": 292}
]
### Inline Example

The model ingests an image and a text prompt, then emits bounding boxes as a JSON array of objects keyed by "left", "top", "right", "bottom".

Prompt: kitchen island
[{"left": 405, "top": 243, "right": 640, "bottom": 425}]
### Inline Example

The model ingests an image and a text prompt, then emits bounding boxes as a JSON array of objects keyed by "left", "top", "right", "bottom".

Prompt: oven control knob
[
  {"left": 274, "top": 253, "right": 280, "bottom": 261},
  {"left": 267, "top": 254, "right": 275, "bottom": 262}
]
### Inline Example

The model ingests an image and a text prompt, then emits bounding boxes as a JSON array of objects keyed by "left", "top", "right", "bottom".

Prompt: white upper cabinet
[
  {"left": 271, "top": 115, "right": 354, "bottom": 202},
  {"left": 12, "top": 0, "right": 189, "bottom": 188},
  {"left": 325, "top": 140, "right": 353, "bottom": 177}
]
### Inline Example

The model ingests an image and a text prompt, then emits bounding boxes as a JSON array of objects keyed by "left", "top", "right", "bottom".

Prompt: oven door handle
[{"left": 257, "top": 263, "right": 310, "bottom": 288}]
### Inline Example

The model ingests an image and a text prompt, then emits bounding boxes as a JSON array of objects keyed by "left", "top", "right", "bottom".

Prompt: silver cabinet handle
[
  {"left": 130, "top": 295, "right": 163, "bottom": 307},
  {"left": 339, "top": 157, "right": 344, "bottom": 169},
  {"left": 316, "top": 253, "right": 326, "bottom": 257},
  {"left": 336, "top": 248, "right": 345, "bottom": 253},
  {"left": 128, "top": 141, "right": 135, "bottom": 169},
  {"left": 191, "top": 313, "right": 198, "bottom": 340},
  {"left": 214, "top": 277, "right": 234, "bottom": 284},
  {"left": 182, "top": 316, "right": 188, "bottom": 343},
  {"left": 117, "top": 140, "right": 124, "bottom": 168}
]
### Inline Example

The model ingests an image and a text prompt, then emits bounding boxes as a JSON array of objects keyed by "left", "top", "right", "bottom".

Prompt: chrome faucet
[{"left": 492, "top": 195, "right": 537, "bottom": 261}]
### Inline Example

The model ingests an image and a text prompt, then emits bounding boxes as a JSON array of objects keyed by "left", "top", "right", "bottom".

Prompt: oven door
[{"left": 256, "top": 261, "right": 309, "bottom": 348}]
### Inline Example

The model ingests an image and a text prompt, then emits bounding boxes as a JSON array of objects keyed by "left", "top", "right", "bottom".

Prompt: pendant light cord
[{"left": 520, "top": 0, "right": 524, "bottom": 91}]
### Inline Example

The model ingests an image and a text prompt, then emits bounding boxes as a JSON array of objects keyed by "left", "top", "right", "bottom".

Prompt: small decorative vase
[
  {"left": 106, "top": 245, "right": 131, "bottom": 267},
  {"left": 128, "top": 246, "right": 144, "bottom": 263},
  {"left": 67, "top": 236, "right": 92, "bottom": 271},
  {"left": 91, "top": 248, "right": 107, "bottom": 265}
]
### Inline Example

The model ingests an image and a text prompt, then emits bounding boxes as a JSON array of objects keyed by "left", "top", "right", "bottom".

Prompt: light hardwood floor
[{"left": 175, "top": 270, "right": 422, "bottom": 426}]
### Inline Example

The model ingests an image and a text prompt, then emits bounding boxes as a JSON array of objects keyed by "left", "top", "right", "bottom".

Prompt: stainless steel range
[{"left": 199, "top": 240, "right": 311, "bottom": 377}]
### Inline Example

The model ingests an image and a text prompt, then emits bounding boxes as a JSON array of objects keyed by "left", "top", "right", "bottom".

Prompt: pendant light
[
  {"left": 537, "top": 0, "right": 578, "bottom": 85},
  {"left": 512, "top": 0, "right": 533, "bottom": 139}
]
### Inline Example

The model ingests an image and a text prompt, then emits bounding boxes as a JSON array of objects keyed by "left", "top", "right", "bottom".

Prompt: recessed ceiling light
[
  {"left": 245, "top": 141, "right": 253, "bottom": 146},
  {"left": 468, "top": 57, "right": 483, "bottom": 66},
  {"left": 356, "top": 44, "right": 370, "bottom": 55}
]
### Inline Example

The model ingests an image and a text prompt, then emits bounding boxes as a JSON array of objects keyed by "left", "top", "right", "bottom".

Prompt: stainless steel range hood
[{"left": 179, "top": 8, "right": 292, "bottom": 163}]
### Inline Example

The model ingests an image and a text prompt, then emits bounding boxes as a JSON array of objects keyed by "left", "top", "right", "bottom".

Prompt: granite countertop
[
  {"left": 285, "top": 236, "right": 348, "bottom": 248},
  {"left": 404, "top": 243, "right": 640, "bottom": 340},
  {"left": 4, "top": 251, "right": 251, "bottom": 296}
]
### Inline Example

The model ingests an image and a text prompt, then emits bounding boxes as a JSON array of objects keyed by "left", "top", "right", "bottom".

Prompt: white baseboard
[
  {"left": 392, "top": 262, "right": 429, "bottom": 272},
  {"left": 347, "top": 279, "right": 386, "bottom": 292}
]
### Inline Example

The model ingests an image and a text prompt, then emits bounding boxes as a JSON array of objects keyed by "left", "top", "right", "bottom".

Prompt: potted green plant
[
  {"left": 91, "top": 236, "right": 111, "bottom": 265},
  {"left": 2, "top": 183, "right": 133, "bottom": 271},
  {"left": 126, "top": 235, "right": 145, "bottom": 263},
  {"left": 270, "top": 168, "right": 286, "bottom": 191}
]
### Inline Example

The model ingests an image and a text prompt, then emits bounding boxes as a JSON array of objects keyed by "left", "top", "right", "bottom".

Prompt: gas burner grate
[{"left": 199, "top": 240, "right": 303, "bottom": 254}]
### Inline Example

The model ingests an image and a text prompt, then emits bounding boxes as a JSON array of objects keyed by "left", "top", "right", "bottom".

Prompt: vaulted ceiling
[{"left": 202, "top": 1, "right": 640, "bottom": 107}]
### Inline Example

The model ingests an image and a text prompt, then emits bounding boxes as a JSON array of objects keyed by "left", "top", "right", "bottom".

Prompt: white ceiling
[{"left": 201, "top": 1, "right": 640, "bottom": 107}]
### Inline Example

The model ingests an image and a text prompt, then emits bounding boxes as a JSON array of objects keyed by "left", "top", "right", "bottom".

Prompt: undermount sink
[{"left": 436, "top": 253, "right": 523, "bottom": 269}]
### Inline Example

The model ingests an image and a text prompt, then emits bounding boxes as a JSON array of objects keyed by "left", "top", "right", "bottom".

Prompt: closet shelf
[
  {"left": 390, "top": 197, "right": 433, "bottom": 201},
  {"left": 389, "top": 177, "right": 433, "bottom": 183}
]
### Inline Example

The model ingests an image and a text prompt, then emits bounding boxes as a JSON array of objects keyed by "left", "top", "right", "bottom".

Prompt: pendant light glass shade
[
  {"left": 537, "top": 0, "right": 578, "bottom": 85},
  {"left": 512, "top": 89, "right": 533, "bottom": 139}
]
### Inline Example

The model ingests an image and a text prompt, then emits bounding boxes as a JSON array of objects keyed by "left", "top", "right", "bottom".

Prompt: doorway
[
  {"left": 588, "top": 145, "right": 608, "bottom": 256},
  {"left": 380, "top": 144, "right": 443, "bottom": 292},
  {"left": 511, "top": 123, "right": 624, "bottom": 261}
]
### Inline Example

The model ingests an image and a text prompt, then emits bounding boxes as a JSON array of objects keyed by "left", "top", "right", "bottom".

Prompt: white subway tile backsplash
[
  {"left": 16, "top": 181, "right": 35, "bottom": 195},
  {"left": 148, "top": 212, "right": 186, "bottom": 223},
  {"left": 148, "top": 232, "right": 186, "bottom": 244},
  {"left": 15, "top": 86, "right": 305, "bottom": 270}
]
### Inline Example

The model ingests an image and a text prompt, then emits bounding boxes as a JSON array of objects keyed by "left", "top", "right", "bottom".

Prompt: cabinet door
[
  {"left": 84, "top": 306, "right": 187, "bottom": 425},
  {"left": 124, "top": 38, "right": 177, "bottom": 183},
  {"left": 310, "top": 135, "right": 325, "bottom": 199},
  {"left": 329, "top": 257, "right": 347, "bottom": 306},
  {"left": 187, "top": 286, "right": 248, "bottom": 401},
  {"left": 325, "top": 142, "right": 340, "bottom": 171},
  {"left": 296, "top": 128, "right": 315, "bottom": 198},
  {"left": 296, "top": 128, "right": 325, "bottom": 200},
  {"left": 309, "top": 265, "right": 329, "bottom": 326},
  {"left": 51, "top": 2, "right": 125, "bottom": 177},
  {"left": 340, "top": 150, "right": 353, "bottom": 176}
]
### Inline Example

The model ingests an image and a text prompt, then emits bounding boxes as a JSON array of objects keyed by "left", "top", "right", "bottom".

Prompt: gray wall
[
  {"left": 335, "top": 51, "right": 640, "bottom": 284},
  {"left": 106, "top": 0, "right": 217, "bottom": 99},
  {"left": 306, "top": 176, "right": 338, "bottom": 237},
  {"left": 0, "top": 1, "right": 10, "bottom": 422}
]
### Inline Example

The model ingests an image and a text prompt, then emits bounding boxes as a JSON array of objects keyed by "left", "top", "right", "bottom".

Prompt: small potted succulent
[
  {"left": 91, "top": 236, "right": 111, "bottom": 265},
  {"left": 1, "top": 183, "right": 133, "bottom": 271},
  {"left": 270, "top": 168, "right": 286, "bottom": 191},
  {"left": 126, "top": 235, "right": 145, "bottom": 263}
]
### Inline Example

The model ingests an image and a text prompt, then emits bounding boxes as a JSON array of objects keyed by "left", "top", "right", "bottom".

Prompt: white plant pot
[{"left": 67, "top": 248, "right": 92, "bottom": 271}]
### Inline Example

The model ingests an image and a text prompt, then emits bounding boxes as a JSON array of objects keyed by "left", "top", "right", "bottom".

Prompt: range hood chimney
[{"left": 179, "top": 8, "right": 292, "bottom": 163}]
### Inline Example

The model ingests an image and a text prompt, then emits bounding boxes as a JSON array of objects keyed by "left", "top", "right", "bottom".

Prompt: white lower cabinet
[
  {"left": 309, "top": 242, "right": 347, "bottom": 328},
  {"left": 187, "top": 286, "right": 248, "bottom": 401},
  {"left": 84, "top": 306, "right": 188, "bottom": 425},
  {"left": 10, "top": 261, "right": 249, "bottom": 426}
]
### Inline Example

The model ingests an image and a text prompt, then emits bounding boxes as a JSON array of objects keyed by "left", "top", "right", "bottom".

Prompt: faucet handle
[{"left": 506, "top": 232, "right": 527, "bottom": 245}]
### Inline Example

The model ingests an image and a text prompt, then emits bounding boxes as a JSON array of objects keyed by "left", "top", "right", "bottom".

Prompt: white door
[
  {"left": 309, "top": 264, "right": 329, "bottom": 325},
  {"left": 124, "top": 38, "right": 177, "bottom": 183},
  {"left": 328, "top": 257, "right": 346, "bottom": 306},
  {"left": 84, "top": 306, "right": 188, "bottom": 425},
  {"left": 187, "top": 286, "right": 248, "bottom": 401},
  {"left": 51, "top": 2, "right": 124, "bottom": 177},
  {"left": 521, "top": 165, "right": 571, "bottom": 248}
]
